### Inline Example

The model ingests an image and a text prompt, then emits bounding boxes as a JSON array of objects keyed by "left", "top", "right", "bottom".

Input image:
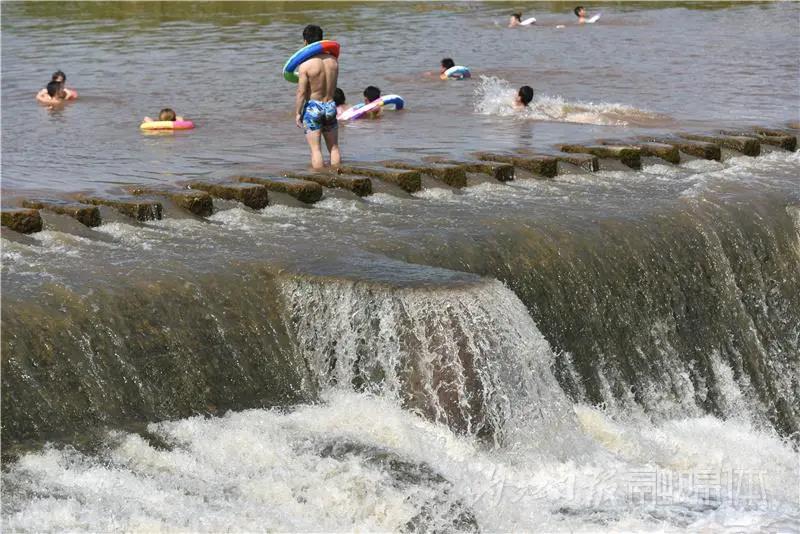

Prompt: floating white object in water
[
  {"left": 520, "top": 17, "right": 536, "bottom": 26},
  {"left": 587, "top": 13, "right": 601, "bottom": 23}
]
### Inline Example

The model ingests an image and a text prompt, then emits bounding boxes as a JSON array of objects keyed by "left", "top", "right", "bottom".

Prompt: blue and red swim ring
[{"left": 283, "top": 40, "right": 341, "bottom": 83}]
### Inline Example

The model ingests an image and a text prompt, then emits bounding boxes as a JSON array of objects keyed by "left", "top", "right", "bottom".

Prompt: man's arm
[{"left": 295, "top": 68, "right": 310, "bottom": 128}]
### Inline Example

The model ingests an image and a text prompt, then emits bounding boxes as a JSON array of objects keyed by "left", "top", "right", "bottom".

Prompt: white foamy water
[
  {"left": 4, "top": 391, "right": 798, "bottom": 532},
  {"left": 473, "top": 76, "right": 669, "bottom": 126},
  {"left": 280, "top": 278, "right": 582, "bottom": 451},
  {"left": 4, "top": 278, "right": 799, "bottom": 531}
]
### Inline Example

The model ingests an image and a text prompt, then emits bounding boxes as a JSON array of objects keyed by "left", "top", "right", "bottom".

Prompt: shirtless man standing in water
[{"left": 295, "top": 24, "right": 341, "bottom": 169}]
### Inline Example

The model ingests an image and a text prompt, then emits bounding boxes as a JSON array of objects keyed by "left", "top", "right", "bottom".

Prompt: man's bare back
[{"left": 298, "top": 54, "right": 338, "bottom": 102}]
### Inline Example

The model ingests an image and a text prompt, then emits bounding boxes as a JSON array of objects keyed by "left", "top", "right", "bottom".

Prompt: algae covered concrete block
[
  {"left": 598, "top": 141, "right": 679, "bottom": 165},
  {"left": 437, "top": 159, "right": 515, "bottom": 181},
  {"left": 680, "top": 134, "right": 760, "bottom": 157},
  {"left": 559, "top": 144, "right": 642, "bottom": 170},
  {"left": 21, "top": 199, "right": 101, "bottom": 227},
  {"left": 749, "top": 128, "right": 797, "bottom": 151},
  {"left": 234, "top": 176, "right": 323, "bottom": 204},
  {"left": 381, "top": 160, "right": 468, "bottom": 188},
  {"left": 473, "top": 152, "right": 558, "bottom": 178},
  {"left": 338, "top": 164, "right": 422, "bottom": 193},
  {"left": 1, "top": 208, "right": 43, "bottom": 234},
  {"left": 73, "top": 194, "right": 163, "bottom": 221},
  {"left": 719, "top": 130, "right": 795, "bottom": 152},
  {"left": 127, "top": 187, "right": 214, "bottom": 217},
  {"left": 634, "top": 142, "right": 680, "bottom": 164},
  {"left": 551, "top": 153, "right": 600, "bottom": 172},
  {"left": 282, "top": 170, "right": 373, "bottom": 197},
  {"left": 644, "top": 138, "right": 722, "bottom": 161},
  {"left": 189, "top": 182, "right": 269, "bottom": 210}
]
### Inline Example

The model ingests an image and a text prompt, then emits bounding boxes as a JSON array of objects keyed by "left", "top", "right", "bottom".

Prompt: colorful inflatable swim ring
[
  {"left": 283, "top": 40, "right": 340, "bottom": 83},
  {"left": 139, "top": 120, "right": 195, "bottom": 131},
  {"left": 440, "top": 66, "right": 471, "bottom": 80},
  {"left": 339, "top": 95, "right": 405, "bottom": 121}
]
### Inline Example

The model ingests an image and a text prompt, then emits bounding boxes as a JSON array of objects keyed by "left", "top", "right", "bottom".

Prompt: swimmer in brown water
[
  {"left": 36, "top": 70, "right": 78, "bottom": 103},
  {"left": 143, "top": 108, "right": 184, "bottom": 123},
  {"left": 513, "top": 86, "right": 534, "bottom": 111}
]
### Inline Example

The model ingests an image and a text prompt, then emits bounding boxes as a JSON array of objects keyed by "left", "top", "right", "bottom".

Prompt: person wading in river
[{"left": 294, "top": 24, "right": 341, "bottom": 169}]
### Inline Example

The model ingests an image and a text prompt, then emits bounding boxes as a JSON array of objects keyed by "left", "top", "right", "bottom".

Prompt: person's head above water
[
  {"left": 334, "top": 88, "right": 346, "bottom": 106},
  {"left": 511, "top": 13, "right": 522, "bottom": 22},
  {"left": 46, "top": 81, "right": 63, "bottom": 98},
  {"left": 363, "top": 86, "right": 381, "bottom": 103},
  {"left": 574, "top": 6, "right": 585, "bottom": 18},
  {"left": 517, "top": 86, "right": 534, "bottom": 106},
  {"left": 440, "top": 58, "right": 455, "bottom": 73},
  {"left": 303, "top": 24, "right": 323, "bottom": 45},
  {"left": 51, "top": 70, "right": 66, "bottom": 83},
  {"left": 159, "top": 108, "right": 177, "bottom": 121}
]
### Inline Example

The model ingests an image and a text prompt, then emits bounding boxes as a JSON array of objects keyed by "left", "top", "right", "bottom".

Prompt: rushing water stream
[{"left": 2, "top": 1, "right": 799, "bottom": 532}]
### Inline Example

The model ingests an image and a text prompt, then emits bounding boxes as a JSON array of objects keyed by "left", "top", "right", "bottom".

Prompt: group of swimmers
[
  {"left": 35, "top": 17, "right": 552, "bottom": 170},
  {"left": 509, "top": 5, "right": 596, "bottom": 27},
  {"left": 291, "top": 24, "right": 540, "bottom": 169},
  {"left": 35, "top": 71, "right": 185, "bottom": 126},
  {"left": 333, "top": 86, "right": 383, "bottom": 119}
]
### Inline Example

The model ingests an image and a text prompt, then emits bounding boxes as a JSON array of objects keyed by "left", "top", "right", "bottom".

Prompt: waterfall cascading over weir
[
  {"left": 280, "top": 277, "right": 581, "bottom": 451},
  {"left": 401, "top": 188, "right": 800, "bottom": 436},
  {"left": 2, "top": 149, "right": 799, "bottom": 449}
]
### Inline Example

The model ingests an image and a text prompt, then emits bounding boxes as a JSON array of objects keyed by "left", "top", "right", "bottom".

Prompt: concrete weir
[
  {"left": 436, "top": 159, "right": 515, "bottom": 182},
  {"left": 559, "top": 144, "right": 642, "bottom": 170},
  {"left": 73, "top": 194, "right": 163, "bottom": 221},
  {"left": 282, "top": 170, "right": 373, "bottom": 197},
  {"left": 21, "top": 199, "right": 101, "bottom": 227},
  {"left": 720, "top": 129, "right": 797, "bottom": 152},
  {"left": 644, "top": 138, "right": 722, "bottom": 161},
  {"left": 381, "top": 161, "right": 468, "bottom": 188},
  {"left": 474, "top": 152, "right": 558, "bottom": 178},
  {"left": 680, "top": 133, "right": 760, "bottom": 157},
  {"left": 598, "top": 140, "right": 680, "bottom": 164},
  {"left": 188, "top": 182, "right": 269, "bottom": 210},
  {"left": 3, "top": 124, "right": 787, "bottom": 232},
  {"left": 234, "top": 176, "right": 323, "bottom": 204},
  {"left": 549, "top": 153, "right": 600, "bottom": 172},
  {"left": 1, "top": 208, "right": 43, "bottom": 234},
  {"left": 128, "top": 187, "right": 214, "bottom": 217},
  {"left": 338, "top": 164, "right": 422, "bottom": 193}
]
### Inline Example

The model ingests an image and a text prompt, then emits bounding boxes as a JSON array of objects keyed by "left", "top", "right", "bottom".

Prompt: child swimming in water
[
  {"left": 143, "top": 108, "right": 184, "bottom": 123},
  {"left": 35, "top": 81, "right": 68, "bottom": 106},
  {"left": 513, "top": 86, "right": 534, "bottom": 110},
  {"left": 440, "top": 58, "right": 455, "bottom": 77},
  {"left": 36, "top": 70, "right": 78, "bottom": 103},
  {"left": 574, "top": 6, "right": 587, "bottom": 23},
  {"left": 439, "top": 58, "right": 470, "bottom": 79},
  {"left": 334, "top": 88, "right": 350, "bottom": 118},
  {"left": 508, "top": 13, "right": 522, "bottom": 27},
  {"left": 363, "top": 86, "right": 381, "bottom": 119}
]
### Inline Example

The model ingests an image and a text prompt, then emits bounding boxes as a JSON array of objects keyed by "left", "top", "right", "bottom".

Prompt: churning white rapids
[
  {"left": 4, "top": 278, "right": 799, "bottom": 532},
  {"left": 3, "top": 393, "right": 798, "bottom": 532}
]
